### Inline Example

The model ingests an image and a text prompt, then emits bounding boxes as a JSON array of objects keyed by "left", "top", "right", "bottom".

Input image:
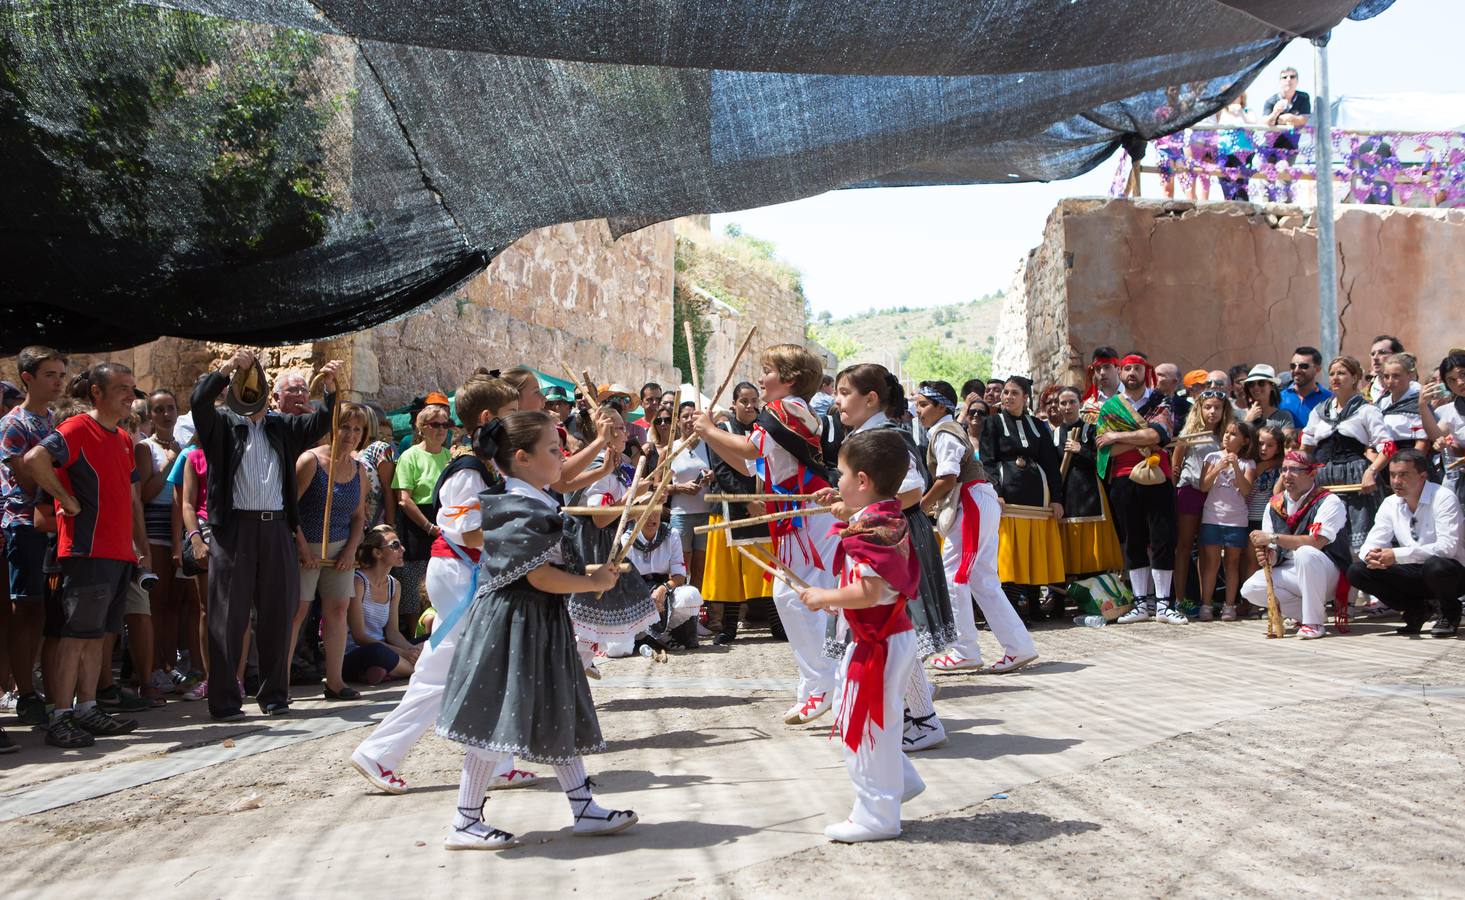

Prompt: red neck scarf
[{"left": 830, "top": 499, "right": 917, "bottom": 752}]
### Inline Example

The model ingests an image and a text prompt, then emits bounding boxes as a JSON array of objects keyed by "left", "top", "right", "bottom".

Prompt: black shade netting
[{"left": 0, "top": 0, "right": 1396, "bottom": 353}]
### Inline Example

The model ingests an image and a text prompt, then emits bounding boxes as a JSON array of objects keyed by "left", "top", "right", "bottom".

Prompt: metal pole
[{"left": 1312, "top": 34, "right": 1338, "bottom": 360}]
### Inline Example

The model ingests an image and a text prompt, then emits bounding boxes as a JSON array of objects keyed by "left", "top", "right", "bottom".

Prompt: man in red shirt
[{"left": 23, "top": 362, "right": 150, "bottom": 748}]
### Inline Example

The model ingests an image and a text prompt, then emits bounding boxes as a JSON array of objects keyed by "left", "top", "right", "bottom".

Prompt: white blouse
[{"left": 1301, "top": 398, "right": 1389, "bottom": 452}]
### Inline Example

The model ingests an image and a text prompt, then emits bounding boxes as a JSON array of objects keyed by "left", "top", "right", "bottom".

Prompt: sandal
[
  {"left": 324, "top": 684, "right": 362, "bottom": 701},
  {"left": 1220, "top": 604, "right": 1238, "bottom": 622}
]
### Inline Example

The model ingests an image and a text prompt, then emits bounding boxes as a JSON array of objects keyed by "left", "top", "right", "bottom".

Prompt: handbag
[
  {"left": 1069, "top": 573, "right": 1134, "bottom": 621},
  {"left": 1128, "top": 447, "right": 1167, "bottom": 486}
]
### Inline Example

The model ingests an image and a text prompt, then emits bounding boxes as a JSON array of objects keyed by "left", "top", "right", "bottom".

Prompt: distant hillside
[{"left": 811, "top": 293, "right": 1003, "bottom": 386}]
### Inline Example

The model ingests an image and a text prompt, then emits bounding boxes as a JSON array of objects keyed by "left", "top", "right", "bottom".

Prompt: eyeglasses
[
  {"left": 422, "top": 421, "right": 451, "bottom": 429},
  {"left": 1281, "top": 74, "right": 1297, "bottom": 79},
  {"left": 1279, "top": 466, "right": 1311, "bottom": 475}
]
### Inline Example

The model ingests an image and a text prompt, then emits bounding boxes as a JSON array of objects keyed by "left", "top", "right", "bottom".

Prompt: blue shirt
[{"left": 1279, "top": 382, "right": 1332, "bottom": 426}]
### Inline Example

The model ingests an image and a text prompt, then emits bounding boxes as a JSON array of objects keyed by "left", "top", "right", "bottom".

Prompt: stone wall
[
  {"left": 999, "top": 198, "right": 1465, "bottom": 389},
  {"left": 673, "top": 218, "right": 810, "bottom": 393},
  {"left": 4, "top": 218, "right": 678, "bottom": 410}
]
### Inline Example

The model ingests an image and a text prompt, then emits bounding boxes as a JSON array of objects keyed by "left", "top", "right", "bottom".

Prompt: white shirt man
[
  {"left": 1239, "top": 452, "right": 1348, "bottom": 639},
  {"left": 1347, "top": 451, "right": 1465, "bottom": 636}
]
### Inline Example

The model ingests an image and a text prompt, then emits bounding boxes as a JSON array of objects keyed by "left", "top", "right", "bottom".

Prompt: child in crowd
[
  {"left": 1171, "top": 389, "right": 1233, "bottom": 614},
  {"left": 693, "top": 344, "right": 840, "bottom": 726},
  {"left": 1242, "top": 424, "right": 1287, "bottom": 589},
  {"left": 1197, "top": 421, "right": 1258, "bottom": 621},
  {"left": 799, "top": 429, "right": 926, "bottom": 843},
  {"left": 350, "top": 374, "right": 538, "bottom": 795},
  {"left": 436, "top": 412, "right": 634, "bottom": 850},
  {"left": 345, "top": 525, "right": 420, "bottom": 684},
  {"left": 565, "top": 404, "right": 658, "bottom": 666}
]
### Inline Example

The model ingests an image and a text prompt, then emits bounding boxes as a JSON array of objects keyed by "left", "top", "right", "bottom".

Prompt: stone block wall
[{"left": 998, "top": 198, "right": 1465, "bottom": 390}]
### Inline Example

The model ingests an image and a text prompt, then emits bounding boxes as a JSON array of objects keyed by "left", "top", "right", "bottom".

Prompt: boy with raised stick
[
  {"left": 799, "top": 429, "right": 926, "bottom": 843},
  {"left": 693, "top": 344, "right": 839, "bottom": 725}
]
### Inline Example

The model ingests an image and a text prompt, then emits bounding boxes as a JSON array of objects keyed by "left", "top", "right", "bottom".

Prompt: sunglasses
[
  {"left": 386, "top": 539, "right": 403, "bottom": 549},
  {"left": 1199, "top": 389, "right": 1229, "bottom": 399},
  {"left": 654, "top": 417, "right": 672, "bottom": 425},
  {"left": 1289, "top": 363, "right": 1312, "bottom": 369}
]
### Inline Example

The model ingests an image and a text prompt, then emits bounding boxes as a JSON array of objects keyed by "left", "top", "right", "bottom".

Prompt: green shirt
[{"left": 391, "top": 444, "right": 450, "bottom": 505}]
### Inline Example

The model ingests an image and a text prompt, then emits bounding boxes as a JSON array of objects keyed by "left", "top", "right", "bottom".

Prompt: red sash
[
  {"left": 430, "top": 535, "right": 480, "bottom": 563},
  {"left": 955, "top": 478, "right": 987, "bottom": 583},
  {"left": 836, "top": 584, "right": 912, "bottom": 753}
]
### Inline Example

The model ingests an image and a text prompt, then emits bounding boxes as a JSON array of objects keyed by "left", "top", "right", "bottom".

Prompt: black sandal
[{"left": 324, "top": 685, "right": 361, "bottom": 701}]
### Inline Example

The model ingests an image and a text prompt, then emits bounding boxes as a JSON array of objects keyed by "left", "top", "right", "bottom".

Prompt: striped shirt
[{"left": 233, "top": 416, "right": 284, "bottom": 511}]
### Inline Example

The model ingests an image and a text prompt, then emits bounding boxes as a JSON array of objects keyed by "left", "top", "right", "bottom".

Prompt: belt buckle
[{"left": 259, "top": 511, "right": 276, "bottom": 522}]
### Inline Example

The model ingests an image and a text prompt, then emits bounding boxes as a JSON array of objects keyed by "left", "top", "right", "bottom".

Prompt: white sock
[
  {"left": 76, "top": 700, "right": 97, "bottom": 715},
  {"left": 453, "top": 750, "right": 504, "bottom": 830},
  {"left": 904, "top": 663, "right": 936, "bottom": 718},
  {"left": 51, "top": 707, "right": 73, "bottom": 723},
  {"left": 1153, "top": 569, "right": 1174, "bottom": 602},
  {"left": 554, "top": 758, "right": 612, "bottom": 822},
  {"left": 1129, "top": 566, "right": 1153, "bottom": 597}
]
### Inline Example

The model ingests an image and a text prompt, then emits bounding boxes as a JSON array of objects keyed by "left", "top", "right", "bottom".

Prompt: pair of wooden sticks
[
  {"left": 694, "top": 504, "right": 835, "bottom": 535},
  {"left": 736, "top": 546, "right": 810, "bottom": 592}
]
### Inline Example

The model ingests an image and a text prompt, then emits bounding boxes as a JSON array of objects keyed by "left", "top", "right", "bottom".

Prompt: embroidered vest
[
  {"left": 1273, "top": 492, "right": 1351, "bottom": 571},
  {"left": 924, "top": 420, "right": 988, "bottom": 532}
]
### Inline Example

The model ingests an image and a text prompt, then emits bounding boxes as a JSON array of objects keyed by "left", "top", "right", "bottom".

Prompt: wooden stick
[
  {"left": 706, "top": 492, "right": 825, "bottom": 503},
  {"left": 1001, "top": 502, "right": 1054, "bottom": 520},
  {"left": 561, "top": 505, "right": 664, "bottom": 516},
  {"left": 706, "top": 326, "right": 757, "bottom": 415},
  {"left": 1446, "top": 456, "right": 1465, "bottom": 472},
  {"left": 584, "top": 562, "right": 632, "bottom": 575},
  {"left": 694, "top": 505, "right": 834, "bottom": 535},
  {"left": 1059, "top": 451, "right": 1074, "bottom": 480},
  {"left": 559, "top": 358, "right": 599, "bottom": 405},
  {"left": 1172, "top": 431, "right": 1215, "bottom": 444},
  {"left": 737, "top": 546, "right": 811, "bottom": 592},
  {"left": 1261, "top": 553, "right": 1285, "bottom": 639},
  {"left": 683, "top": 320, "right": 702, "bottom": 411},
  {"left": 1326, "top": 483, "right": 1367, "bottom": 493}
]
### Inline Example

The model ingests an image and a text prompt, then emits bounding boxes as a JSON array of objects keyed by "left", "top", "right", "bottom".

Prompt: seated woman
[
  {"left": 628, "top": 516, "right": 704, "bottom": 652},
  {"left": 346, "top": 526, "right": 422, "bottom": 685}
]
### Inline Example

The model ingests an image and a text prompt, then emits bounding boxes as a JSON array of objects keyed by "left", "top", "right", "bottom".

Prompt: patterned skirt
[
  {"left": 436, "top": 581, "right": 605, "bottom": 764},
  {"left": 1315, "top": 456, "right": 1378, "bottom": 558},
  {"left": 565, "top": 515, "right": 658, "bottom": 645}
]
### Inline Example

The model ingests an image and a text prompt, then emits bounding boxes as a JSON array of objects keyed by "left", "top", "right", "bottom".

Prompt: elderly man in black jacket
[{"left": 191, "top": 348, "right": 339, "bottom": 720}]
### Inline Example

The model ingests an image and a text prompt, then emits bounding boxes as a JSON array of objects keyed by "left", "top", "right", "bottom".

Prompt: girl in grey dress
[{"left": 435, "top": 412, "right": 638, "bottom": 851}]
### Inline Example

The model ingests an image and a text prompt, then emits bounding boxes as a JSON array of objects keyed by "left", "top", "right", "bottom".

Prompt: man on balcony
[{"left": 1260, "top": 67, "right": 1311, "bottom": 203}]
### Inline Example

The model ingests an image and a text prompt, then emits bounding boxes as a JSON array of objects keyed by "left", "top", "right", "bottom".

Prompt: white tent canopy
[{"left": 1330, "top": 92, "right": 1465, "bottom": 132}]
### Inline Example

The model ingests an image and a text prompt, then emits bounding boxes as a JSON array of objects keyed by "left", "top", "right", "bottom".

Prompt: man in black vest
[{"left": 1240, "top": 450, "right": 1349, "bottom": 639}]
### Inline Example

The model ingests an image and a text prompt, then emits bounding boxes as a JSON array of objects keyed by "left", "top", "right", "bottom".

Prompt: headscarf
[
  {"left": 1083, "top": 355, "right": 1119, "bottom": 402},
  {"left": 917, "top": 385, "right": 956, "bottom": 412}
]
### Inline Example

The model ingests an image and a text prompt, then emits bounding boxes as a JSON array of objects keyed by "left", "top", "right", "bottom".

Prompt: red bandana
[{"left": 1083, "top": 356, "right": 1120, "bottom": 402}]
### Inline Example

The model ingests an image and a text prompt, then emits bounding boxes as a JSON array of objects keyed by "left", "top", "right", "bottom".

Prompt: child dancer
[
  {"left": 437, "top": 412, "right": 635, "bottom": 849},
  {"left": 565, "top": 406, "right": 658, "bottom": 667},
  {"left": 350, "top": 374, "right": 531, "bottom": 793},
  {"left": 693, "top": 344, "right": 839, "bottom": 726},
  {"left": 822, "top": 364, "right": 950, "bottom": 751},
  {"left": 912, "top": 381, "right": 1038, "bottom": 674},
  {"left": 1198, "top": 421, "right": 1257, "bottom": 621},
  {"left": 800, "top": 429, "right": 926, "bottom": 843}
]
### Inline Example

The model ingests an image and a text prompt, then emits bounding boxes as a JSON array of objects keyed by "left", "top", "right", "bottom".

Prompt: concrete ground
[{"left": 3, "top": 616, "right": 1463, "bottom": 899}]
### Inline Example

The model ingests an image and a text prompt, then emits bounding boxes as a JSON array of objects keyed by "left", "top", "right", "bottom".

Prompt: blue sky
[{"left": 712, "top": 0, "right": 1450, "bottom": 318}]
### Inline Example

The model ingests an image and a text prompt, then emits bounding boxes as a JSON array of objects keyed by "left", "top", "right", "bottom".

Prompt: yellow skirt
[
  {"left": 1059, "top": 490, "right": 1125, "bottom": 578},
  {"left": 997, "top": 515, "right": 1066, "bottom": 586},
  {"left": 701, "top": 513, "right": 773, "bottom": 603}
]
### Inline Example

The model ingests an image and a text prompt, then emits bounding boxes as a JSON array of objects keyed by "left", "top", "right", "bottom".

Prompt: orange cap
[
  {"left": 1182, "top": 369, "right": 1209, "bottom": 389},
  {"left": 425, "top": 391, "right": 451, "bottom": 407}
]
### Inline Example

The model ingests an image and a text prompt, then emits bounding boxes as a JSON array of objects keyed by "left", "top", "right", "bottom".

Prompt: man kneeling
[
  {"left": 628, "top": 517, "right": 704, "bottom": 653},
  {"left": 1240, "top": 450, "right": 1349, "bottom": 639},
  {"left": 1347, "top": 450, "right": 1465, "bottom": 637}
]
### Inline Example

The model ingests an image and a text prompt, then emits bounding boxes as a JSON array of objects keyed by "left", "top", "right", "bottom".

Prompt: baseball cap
[{"left": 1182, "top": 369, "right": 1209, "bottom": 390}]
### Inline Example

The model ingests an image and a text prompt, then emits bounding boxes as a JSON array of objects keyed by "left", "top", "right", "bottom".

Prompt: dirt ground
[{"left": 4, "top": 618, "right": 1463, "bottom": 898}]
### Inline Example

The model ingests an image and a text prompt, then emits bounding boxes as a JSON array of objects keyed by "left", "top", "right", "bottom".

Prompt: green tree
[
  {"left": 819, "top": 331, "right": 864, "bottom": 364},
  {"left": 902, "top": 336, "right": 990, "bottom": 387}
]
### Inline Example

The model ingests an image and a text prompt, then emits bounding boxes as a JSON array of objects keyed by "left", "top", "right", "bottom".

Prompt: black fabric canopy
[{"left": 0, "top": 0, "right": 1395, "bottom": 353}]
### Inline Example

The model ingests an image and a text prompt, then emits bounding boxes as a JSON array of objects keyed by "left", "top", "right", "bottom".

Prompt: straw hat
[
  {"left": 226, "top": 359, "right": 270, "bottom": 417},
  {"left": 1243, "top": 363, "right": 1280, "bottom": 386}
]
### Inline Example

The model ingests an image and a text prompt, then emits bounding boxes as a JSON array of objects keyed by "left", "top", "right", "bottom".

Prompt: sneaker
[
  {"left": 486, "top": 769, "right": 541, "bottom": 791},
  {"left": 711, "top": 633, "right": 734, "bottom": 646},
  {"left": 984, "top": 653, "right": 1038, "bottom": 674},
  {"left": 45, "top": 712, "right": 95, "bottom": 749},
  {"left": 584, "top": 664, "right": 602, "bottom": 681},
  {"left": 782, "top": 700, "right": 806, "bottom": 725},
  {"left": 901, "top": 712, "right": 948, "bottom": 752},
  {"left": 75, "top": 706, "right": 139, "bottom": 736},
  {"left": 444, "top": 821, "right": 518, "bottom": 851},
  {"left": 1220, "top": 604, "right": 1238, "bottom": 622},
  {"left": 1430, "top": 620, "right": 1459, "bottom": 638},
  {"left": 0, "top": 727, "right": 18, "bottom": 754},
  {"left": 182, "top": 679, "right": 208, "bottom": 702},
  {"left": 792, "top": 692, "right": 832, "bottom": 725},
  {"left": 96, "top": 684, "right": 149, "bottom": 712},
  {"left": 149, "top": 669, "right": 174, "bottom": 695},
  {"left": 210, "top": 708, "right": 247, "bottom": 722},
  {"left": 350, "top": 748, "right": 409, "bottom": 794},
  {"left": 1154, "top": 602, "right": 1189, "bottom": 625},
  {"left": 1197, "top": 604, "right": 1214, "bottom": 622},
  {"left": 929, "top": 651, "right": 984, "bottom": 673},
  {"left": 824, "top": 819, "right": 899, "bottom": 843},
  {"left": 0, "top": 690, "right": 16, "bottom": 713},
  {"left": 16, "top": 692, "right": 48, "bottom": 726},
  {"left": 1298, "top": 624, "right": 1327, "bottom": 640},
  {"left": 1116, "top": 604, "right": 1152, "bottom": 624}
]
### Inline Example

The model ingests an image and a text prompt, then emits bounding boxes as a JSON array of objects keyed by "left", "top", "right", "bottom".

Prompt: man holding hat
[{"left": 190, "top": 348, "right": 340, "bottom": 720}]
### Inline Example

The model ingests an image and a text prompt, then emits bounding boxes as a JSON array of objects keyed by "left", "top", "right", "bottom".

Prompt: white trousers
[
  {"left": 839, "top": 629, "right": 921, "bottom": 836},
  {"left": 940, "top": 482, "right": 1035, "bottom": 662},
  {"left": 770, "top": 518, "right": 840, "bottom": 702},
  {"left": 355, "top": 556, "right": 512, "bottom": 776},
  {"left": 665, "top": 584, "right": 704, "bottom": 631},
  {"left": 1239, "top": 546, "right": 1340, "bottom": 627}
]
